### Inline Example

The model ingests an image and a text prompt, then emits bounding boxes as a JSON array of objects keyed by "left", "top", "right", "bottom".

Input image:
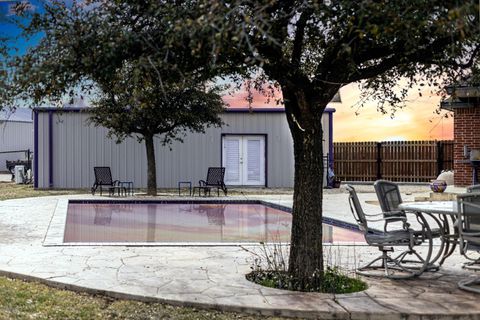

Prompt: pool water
[{"left": 64, "top": 202, "right": 364, "bottom": 244}]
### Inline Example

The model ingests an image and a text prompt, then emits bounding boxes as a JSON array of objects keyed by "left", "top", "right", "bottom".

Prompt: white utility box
[{"left": 14, "top": 165, "right": 25, "bottom": 184}]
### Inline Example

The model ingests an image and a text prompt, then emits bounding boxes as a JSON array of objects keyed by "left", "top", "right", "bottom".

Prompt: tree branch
[
  {"left": 346, "top": 36, "right": 461, "bottom": 83},
  {"left": 291, "top": 7, "right": 313, "bottom": 67},
  {"left": 449, "top": 45, "right": 480, "bottom": 69}
]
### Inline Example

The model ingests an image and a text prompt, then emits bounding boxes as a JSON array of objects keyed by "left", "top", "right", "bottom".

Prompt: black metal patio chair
[
  {"left": 457, "top": 193, "right": 480, "bottom": 293},
  {"left": 374, "top": 180, "right": 444, "bottom": 267},
  {"left": 91, "top": 167, "right": 126, "bottom": 196},
  {"left": 347, "top": 185, "right": 433, "bottom": 279},
  {"left": 195, "top": 167, "right": 227, "bottom": 196}
]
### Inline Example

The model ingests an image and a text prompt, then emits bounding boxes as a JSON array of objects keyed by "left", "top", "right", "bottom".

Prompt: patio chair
[
  {"left": 374, "top": 180, "right": 444, "bottom": 266},
  {"left": 457, "top": 193, "right": 480, "bottom": 293},
  {"left": 467, "top": 185, "right": 480, "bottom": 193},
  {"left": 346, "top": 185, "right": 433, "bottom": 279},
  {"left": 196, "top": 167, "right": 227, "bottom": 196},
  {"left": 91, "top": 167, "right": 125, "bottom": 196}
]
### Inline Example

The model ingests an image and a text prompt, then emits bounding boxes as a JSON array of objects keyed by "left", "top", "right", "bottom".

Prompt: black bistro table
[
  {"left": 193, "top": 185, "right": 211, "bottom": 197},
  {"left": 119, "top": 181, "right": 134, "bottom": 196},
  {"left": 178, "top": 181, "right": 192, "bottom": 196}
]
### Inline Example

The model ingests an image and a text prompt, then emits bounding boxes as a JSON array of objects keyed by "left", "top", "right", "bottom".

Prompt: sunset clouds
[
  {"left": 223, "top": 82, "right": 453, "bottom": 142},
  {"left": 333, "top": 84, "right": 453, "bottom": 142}
]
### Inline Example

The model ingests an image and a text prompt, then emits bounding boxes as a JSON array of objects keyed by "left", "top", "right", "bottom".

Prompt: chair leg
[
  {"left": 357, "top": 246, "right": 430, "bottom": 280},
  {"left": 357, "top": 250, "right": 406, "bottom": 279},
  {"left": 458, "top": 276, "right": 480, "bottom": 293},
  {"left": 355, "top": 249, "right": 419, "bottom": 279},
  {"left": 392, "top": 211, "right": 435, "bottom": 274},
  {"left": 463, "top": 260, "right": 480, "bottom": 271}
]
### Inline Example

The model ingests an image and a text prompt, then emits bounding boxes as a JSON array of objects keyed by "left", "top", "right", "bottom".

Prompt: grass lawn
[
  {"left": 0, "top": 182, "right": 84, "bottom": 201},
  {"left": 0, "top": 182, "right": 284, "bottom": 319},
  {"left": 0, "top": 277, "right": 279, "bottom": 320}
]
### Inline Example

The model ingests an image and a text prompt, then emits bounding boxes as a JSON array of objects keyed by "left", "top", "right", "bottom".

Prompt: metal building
[
  {"left": 33, "top": 108, "right": 334, "bottom": 189},
  {"left": 0, "top": 109, "right": 33, "bottom": 172}
]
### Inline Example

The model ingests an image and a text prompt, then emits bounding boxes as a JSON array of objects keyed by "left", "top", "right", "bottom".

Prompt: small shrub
[
  {"left": 243, "top": 243, "right": 367, "bottom": 294},
  {"left": 246, "top": 267, "right": 366, "bottom": 294}
]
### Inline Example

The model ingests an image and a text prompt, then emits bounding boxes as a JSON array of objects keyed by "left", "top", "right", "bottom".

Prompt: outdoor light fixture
[{"left": 464, "top": 145, "right": 470, "bottom": 159}]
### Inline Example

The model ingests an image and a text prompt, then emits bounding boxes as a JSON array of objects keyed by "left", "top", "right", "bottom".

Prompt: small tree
[
  {"left": 89, "top": 60, "right": 225, "bottom": 195},
  {"left": 3, "top": 1, "right": 226, "bottom": 195}
]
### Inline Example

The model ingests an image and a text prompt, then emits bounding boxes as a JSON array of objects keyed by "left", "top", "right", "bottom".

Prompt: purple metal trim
[
  {"left": 33, "top": 110, "right": 38, "bottom": 189},
  {"left": 265, "top": 136, "right": 268, "bottom": 187},
  {"left": 48, "top": 111, "right": 53, "bottom": 188},
  {"left": 34, "top": 107, "right": 88, "bottom": 112},
  {"left": 34, "top": 106, "right": 336, "bottom": 114},
  {"left": 227, "top": 107, "right": 335, "bottom": 113},
  {"left": 225, "top": 108, "right": 285, "bottom": 113},
  {"left": 328, "top": 109, "right": 334, "bottom": 171}
]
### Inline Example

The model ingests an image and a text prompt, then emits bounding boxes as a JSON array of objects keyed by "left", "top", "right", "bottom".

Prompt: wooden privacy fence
[{"left": 333, "top": 140, "right": 454, "bottom": 182}]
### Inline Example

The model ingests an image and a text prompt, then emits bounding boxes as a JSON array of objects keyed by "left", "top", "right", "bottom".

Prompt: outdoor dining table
[{"left": 399, "top": 201, "right": 458, "bottom": 265}]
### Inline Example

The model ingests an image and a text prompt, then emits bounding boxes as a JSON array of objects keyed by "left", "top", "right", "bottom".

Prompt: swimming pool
[{"left": 60, "top": 200, "right": 364, "bottom": 244}]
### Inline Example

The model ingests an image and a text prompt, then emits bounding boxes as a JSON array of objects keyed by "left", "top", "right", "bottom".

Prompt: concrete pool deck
[{"left": 0, "top": 187, "right": 479, "bottom": 319}]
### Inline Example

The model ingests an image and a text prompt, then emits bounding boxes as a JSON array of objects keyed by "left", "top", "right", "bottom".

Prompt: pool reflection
[{"left": 64, "top": 203, "right": 364, "bottom": 243}]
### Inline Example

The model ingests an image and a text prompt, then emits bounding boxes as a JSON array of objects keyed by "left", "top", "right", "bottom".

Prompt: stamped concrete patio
[{"left": 0, "top": 186, "right": 479, "bottom": 319}]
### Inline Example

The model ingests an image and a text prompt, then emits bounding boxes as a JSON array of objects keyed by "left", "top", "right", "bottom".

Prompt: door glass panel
[
  {"left": 224, "top": 139, "right": 240, "bottom": 182},
  {"left": 247, "top": 140, "right": 261, "bottom": 181}
]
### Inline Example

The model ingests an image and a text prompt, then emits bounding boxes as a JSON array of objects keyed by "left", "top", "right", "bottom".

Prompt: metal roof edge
[
  {"left": 225, "top": 108, "right": 285, "bottom": 113},
  {"left": 440, "top": 100, "right": 475, "bottom": 111},
  {"left": 34, "top": 106, "right": 337, "bottom": 114},
  {"left": 0, "top": 119, "right": 33, "bottom": 124},
  {"left": 33, "top": 107, "right": 88, "bottom": 112}
]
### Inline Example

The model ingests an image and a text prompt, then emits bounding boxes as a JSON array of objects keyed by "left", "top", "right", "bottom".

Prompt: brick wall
[{"left": 454, "top": 106, "right": 480, "bottom": 186}]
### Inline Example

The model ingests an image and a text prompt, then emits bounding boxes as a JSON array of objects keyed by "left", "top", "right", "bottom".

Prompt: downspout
[
  {"left": 48, "top": 111, "right": 53, "bottom": 189},
  {"left": 327, "top": 109, "right": 335, "bottom": 187},
  {"left": 328, "top": 109, "right": 334, "bottom": 170},
  {"left": 33, "top": 110, "right": 38, "bottom": 189}
]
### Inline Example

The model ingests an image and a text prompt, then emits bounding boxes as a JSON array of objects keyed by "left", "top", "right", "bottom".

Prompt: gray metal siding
[
  {"left": 0, "top": 121, "right": 33, "bottom": 171},
  {"left": 36, "top": 111, "right": 330, "bottom": 189}
]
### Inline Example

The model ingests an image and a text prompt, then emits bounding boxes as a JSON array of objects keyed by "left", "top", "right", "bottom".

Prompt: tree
[
  {"left": 2, "top": 1, "right": 226, "bottom": 195},
  {"left": 183, "top": 0, "right": 479, "bottom": 289}
]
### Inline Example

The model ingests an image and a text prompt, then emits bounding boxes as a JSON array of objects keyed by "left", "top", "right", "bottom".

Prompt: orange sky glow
[{"left": 224, "top": 82, "right": 453, "bottom": 142}]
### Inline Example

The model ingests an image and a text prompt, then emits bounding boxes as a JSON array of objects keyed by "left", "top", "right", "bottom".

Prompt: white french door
[{"left": 222, "top": 135, "right": 265, "bottom": 186}]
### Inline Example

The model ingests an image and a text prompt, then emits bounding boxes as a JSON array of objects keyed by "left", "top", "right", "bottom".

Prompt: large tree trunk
[
  {"left": 144, "top": 133, "right": 157, "bottom": 196},
  {"left": 284, "top": 88, "right": 325, "bottom": 290}
]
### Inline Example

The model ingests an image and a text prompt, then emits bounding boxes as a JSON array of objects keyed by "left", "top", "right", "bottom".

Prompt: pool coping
[{"left": 43, "top": 199, "right": 364, "bottom": 247}]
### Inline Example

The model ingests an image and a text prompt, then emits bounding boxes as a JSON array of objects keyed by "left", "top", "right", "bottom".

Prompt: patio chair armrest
[
  {"left": 363, "top": 212, "right": 384, "bottom": 217},
  {"left": 365, "top": 217, "right": 388, "bottom": 222},
  {"left": 462, "top": 231, "right": 480, "bottom": 236},
  {"left": 199, "top": 180, "right": 206, "bottom": 186},
  {"left": 383, "top": 210, "right": 406, "bottom": 217},
  {"left": 366, "top": 216, "right": 405, "bottom": 223},
  {"left": 113, "top": 180, "right": 121, "bottom": 186},
  {"left": 384, "top": 216, "right": 407, "bottom": 222}
]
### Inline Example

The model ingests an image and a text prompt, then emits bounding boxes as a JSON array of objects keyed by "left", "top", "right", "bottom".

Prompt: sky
[
  {"left": 1, "top": 0, "right": 454, "bottom": 143},
  {"left": 333, "top": 84, "right": 453, "bottom": 142},
  {"left": 224, "top": 82, "right": 453, "bottom": 142}
]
